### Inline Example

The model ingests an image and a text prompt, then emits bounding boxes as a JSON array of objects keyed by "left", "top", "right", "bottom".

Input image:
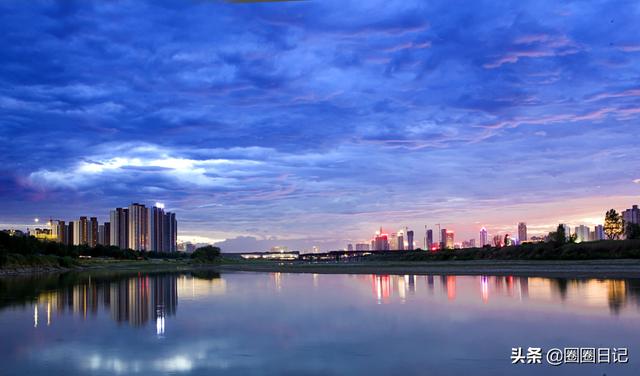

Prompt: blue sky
[{"left": 1, "top": 0, "right": 639, "bottom": 251}]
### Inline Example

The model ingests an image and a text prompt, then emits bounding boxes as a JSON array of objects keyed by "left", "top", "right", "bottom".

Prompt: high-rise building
[
  {"left": 445, "top": 230, "right": 454, "bottom": 249},
  {"left": 128, "top": 203, "right": 149, "bottom": 251},
  {"left": 88, "top": 217, "right": 98, "bottom": 247},
  {"left": 407, "top": 230, "right": 414, "bottom": 250},
  {"left": 347, "top": 244, "right": 353, "bottom": 252},
  {"left": 396, "top": 230, "right": 404, "bottom": 251},
  {"left": 98, "top": 222, "right": 111, "bottom": 246},
  {"left": 440, "top": 228, "right": 447, "bottom": 250},
  {"left": 373, "top": 228, "right": 389, "bottom": 251},
  {"left": 593, "top": 224, "right": 605, "bottom": 241},
  {"left": 574, "top": 225, "right": 591, "bottom": 243},
  {"left": 480, "top": 227, "right": 488, "bottom": 247},
  {"left": 389, "top": 233, "right": 398, "bottom": 250},
  {"left": 73, "top": 216, "right": 89, "bottom": 245},
  {"left": 50, "top": 219, "right": 66, "bottom": 244},
  {"left": 66, "top": 221, "right": 74, "bottom": 246},
  {"left": 425, "top": 229, "right": 433, "bottom": 250},
  {"left": 110, "top": 208, "right": 129, "bottom": 249},
  {"left": 623, "top": 205, "right": 640, "bottom": 227},
  {"left": 518, "top": 222, "right": 527, "bottom": 242}
]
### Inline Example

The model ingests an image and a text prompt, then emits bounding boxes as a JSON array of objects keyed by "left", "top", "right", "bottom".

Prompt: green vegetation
[
  {"left": 190, "top": 246, "right": 221, "bottom": 263},
  {"left": 604, "top": 209, "right": 625, "bottom": 240},
  {"left": 0, "top": 231, "right": 189, "bottom": 270},
  {"left": 626, "top": 223, "right": 640, "bottom": 240},
  {"left": 366, "top": 239, "right": 640, "bottom": 262}
]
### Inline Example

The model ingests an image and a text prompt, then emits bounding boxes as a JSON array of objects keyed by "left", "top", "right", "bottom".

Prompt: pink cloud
[
  {"left": 587, "top": 89, "right": 640, "bottom": 102},
  {"left": 617, "top": 44, "right": 640, "bottom": 52},
  {"left": 484, "top": 34, "right": 583, "bottom": 69}
]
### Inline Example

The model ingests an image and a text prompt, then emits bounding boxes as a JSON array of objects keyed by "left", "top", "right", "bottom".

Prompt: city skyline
[{"left": 1, "top": 1, "right": 640, "bottom": 251}]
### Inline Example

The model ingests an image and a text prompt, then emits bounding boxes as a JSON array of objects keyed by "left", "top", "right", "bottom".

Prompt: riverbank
[
  {"left": 4, "top": 258, "right": 640, "bottom": 278},
  {"left": 218, "top": 259, "right": 640, "bottom": 278},
  {"left": 0, "top": 258, "right": 207, "bottom": 277}
]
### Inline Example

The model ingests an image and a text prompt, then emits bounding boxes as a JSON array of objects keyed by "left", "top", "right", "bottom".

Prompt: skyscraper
[
  {"left": 517, "top": 222, "right": 527, "bottom": 243},
  {"left": 440, "top": 228, "right": 447, "bottom": 250},
  {"left": 574, "top": 225, "right": 590, "bottom": 243},
  {"left": 88, "top": 217, "right": 98, "bottom": 247},
  {"left": 389, "top": 232, "right": 398, "bottom": 250},
  {"left": 407, "top": 230, "right": 414, "bottom": 250},
  {"left": 623, "top": 205, "right": 640, "bottom": 225},
  {"left": 480, "top": 227, "right": 488, "bottom": 247},
  {"left": 426, "top": 229, "right": 433, "bottom": 250},
  {"left": 594, "top": 224, "right": 605, "bottom": 241},
  {"left": 73, "top": 216, "right": 88, "bottom": 245},
  {"left": 373, "top": 228, "right": 389, "bottom": 251},
  {"left": 445, "top": 230, "right": 454, "bottom": 249},
  {"left": 396, "top": 230, "right": 404, "bottom": 251},
  {"left": 110, "top": 207, "right": 129, "bottom": 249},
  {"left": 50, "top": 219, "right": 65, "bottom": 244},
  {"left": 66, "top": 221, "right": 74, "bottom": 246},
  {"left": 129, "top": 203, "right": 149, "bottom": 251}
]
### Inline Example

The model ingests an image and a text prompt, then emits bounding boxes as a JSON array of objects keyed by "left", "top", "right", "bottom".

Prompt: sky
[{"left": 1, "top": 0, "right": 639, "bottom": 252}]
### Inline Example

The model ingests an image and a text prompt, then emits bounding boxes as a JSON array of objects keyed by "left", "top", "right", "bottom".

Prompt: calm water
[{"left": 0, "top": 271, "right": 639, "bottom": 375}]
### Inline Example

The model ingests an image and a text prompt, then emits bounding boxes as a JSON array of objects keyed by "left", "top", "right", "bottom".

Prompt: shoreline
[
  {"left": 3, "top": 259, "right": 640, "bottom": 279},
  {"left": 218, "top": 259, "right": 640, "bottom": 279}
]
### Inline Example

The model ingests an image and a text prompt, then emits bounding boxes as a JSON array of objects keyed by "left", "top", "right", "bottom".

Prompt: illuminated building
[
  {"left": 271, "top": 246, "right": 289, "bottom": 253},
  {"left": 440, "top": 228, "right": 447, "bottom": 249},
  {"left": 240, "top": 252, "right": 299, "bottom": 260},
  {"left": 518, "top": 222, "right": 527, "bottom": 242},
  {"left": 73, "top": 216, "right": 89, "bottom": 245},
  {"left": 389, "top": 233, "right": 398, "bottom": 250},
  {"left": 128, "top": 203, "right": 149, "bottom": 251},
  {"left": 445, "top": 230, "right": 454, "bottom": 249},
  {"left": 480, "top": 227, "right": 488, "bottom": 247},
  {"left": 425, "top": 229, "right": 433, "bottom": 250},
  {"left": 373, "top": 228, "right": 389, "bottom": 251},
  {"left": 407, "top": 230, "right": 414, "bottom": 250},
  {"left": 30, "top": 228, "right": 56, "bottom": 241},
  {"left": 561, "top": 224, "right": 571, "bottom": 240},
  {"left": 50, "top": 219, "right": 66, "bottom": 243},
  {"left": 396, "top": 230, "right": 404, "bottom": 251},
  {"left": 574, "top": 225, "right": 590, "bottom": 243},
  {"left": 88, "top": 217, "right": 98, "bottom": 247}
]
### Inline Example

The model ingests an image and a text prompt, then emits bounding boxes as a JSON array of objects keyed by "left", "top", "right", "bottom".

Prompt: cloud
[{"left": 1, "top": 0, "right": 640, "bottom": 248}]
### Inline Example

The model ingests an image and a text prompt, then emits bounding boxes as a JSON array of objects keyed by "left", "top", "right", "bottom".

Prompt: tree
[
  {"left": 604, "top": 209, "right": 624, "bottom": 240},
  {"left": 551, "top": 224, "right": 566, "bottom": 245},
  {"left": 191, "top": 246, "right": 221, "bottom": 262},
  {"left": 626, "top": 223, "right": 640, "bottom": 240}
]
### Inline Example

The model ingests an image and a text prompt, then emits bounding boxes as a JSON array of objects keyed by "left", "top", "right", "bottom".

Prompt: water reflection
[
  {"left": 364, "top": 274, "right": 640, "bottom": 314},
  {"left": 2, "top": 271, "right": 640, "bottom": 375},
  {"left": 1, "top": 271, "right": 223, "bottom": 331}
]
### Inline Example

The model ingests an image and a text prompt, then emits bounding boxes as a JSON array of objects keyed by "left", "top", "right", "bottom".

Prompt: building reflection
[
  {"left": 31, "top": 273, "right": 222, "bottom": 329},
  {"left": 361, "top": 274, "right": 640, "bottom": 314}
]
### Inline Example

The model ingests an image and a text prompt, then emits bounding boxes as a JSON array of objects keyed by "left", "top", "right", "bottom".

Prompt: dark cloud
[{"left": 1, "top": 0, "right": 639, "bottom": 249}]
